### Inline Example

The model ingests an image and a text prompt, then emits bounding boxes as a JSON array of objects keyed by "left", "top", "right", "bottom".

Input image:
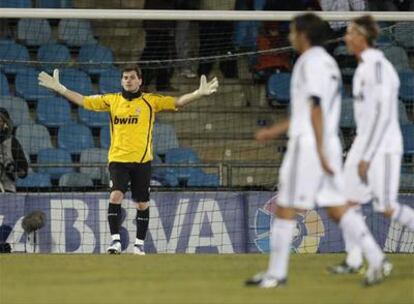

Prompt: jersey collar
[
  {"left": 301, "top": 46, "right": 325, "bottom": 59},
  {"left": 122, "top": 89, "right": 142, "bottom": 101},
  {"left": 360, "top": 48, "right": 381, "bottom": 63}
]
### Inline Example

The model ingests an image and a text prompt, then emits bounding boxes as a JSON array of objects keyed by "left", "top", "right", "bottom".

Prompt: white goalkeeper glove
[
  {"left": 38, "top": 69, "right": 67, "bottom": 95},
  {"left": 194, "top": 75, "right": 219, "bottom": 97}
]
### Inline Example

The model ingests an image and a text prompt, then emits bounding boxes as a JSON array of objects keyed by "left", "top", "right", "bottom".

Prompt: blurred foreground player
[
  {"left": 245, "top": 13, "right": 389, "bottom": 288},
  {"left": 38, "top": 66, "right": 218, "bottom": 255},
  {"left": 329, "top": 15, "right": 414, "bottom": 274}
]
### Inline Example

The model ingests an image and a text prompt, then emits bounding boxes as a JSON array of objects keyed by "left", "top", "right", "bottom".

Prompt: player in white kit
[
  {"left": 245, "top": 13, "right": 389, "bottom": 288},
  {"left": 329, "top": 15, "right": 414, "bottom": 274}
]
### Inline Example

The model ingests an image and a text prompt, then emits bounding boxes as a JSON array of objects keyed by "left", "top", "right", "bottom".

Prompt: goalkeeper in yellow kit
[{"left": 38, "top": 66, "right": 218, "bottom": 254}]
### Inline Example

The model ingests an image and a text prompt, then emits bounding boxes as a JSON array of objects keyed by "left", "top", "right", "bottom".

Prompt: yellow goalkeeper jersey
[{"left": 83, "top": 92, "right": 177, "bottom": 163}]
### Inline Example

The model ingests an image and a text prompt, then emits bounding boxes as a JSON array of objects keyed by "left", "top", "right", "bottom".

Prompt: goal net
[{"left": 0, "top": 3, "right": 413, "bottom": 254}]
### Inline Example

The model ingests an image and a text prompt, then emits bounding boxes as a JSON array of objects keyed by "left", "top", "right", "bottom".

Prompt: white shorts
[
  {"left": 344, "top": 148, "right": 401, "bottom": 212},
  {"left": 343, "top": 146, "right": 372, "bottom": 204},
  {"left": 277, "top": 136, "right": 346, "bottom": 210}
]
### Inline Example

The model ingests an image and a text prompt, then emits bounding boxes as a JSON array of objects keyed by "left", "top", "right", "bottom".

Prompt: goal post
[
  {"left": 0, "top": 9, "right": 413, "bottom": 21},
  {"left": 0, "top": 7, "right": 413, "bottom": 254}
]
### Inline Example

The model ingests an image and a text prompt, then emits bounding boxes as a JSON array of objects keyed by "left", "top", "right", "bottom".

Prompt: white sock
[
  {"left": 266, "top": 218, "right": 296, "bottom": 280},
  {"left": 392, "top": 203, "right": 414, "bottom": 231},
  {"left": 344, "top": 229, "right": 363, "bottom": 268},
  {"left": 135, "top": 238, "right": 144, "bottom": 246},
  {"left": 343, "top": 207, "right": 363, "bottom": 268},
  {"left": 111, "top": 234, "right": 120, "bottom": 241},
  {"left": 340, "top": 208, "right": 384, "bottom": 268}
]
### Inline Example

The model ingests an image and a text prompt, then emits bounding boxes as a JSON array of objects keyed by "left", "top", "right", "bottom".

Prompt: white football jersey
[
  {"left": 352, "top": 48, "right": 403, "bottom": 161},
  {"left": 279, "top": 47, "right": 345, "bottom": 210},
  {"left": 289, "top": 46, "right": 342, "bottom": 146}
]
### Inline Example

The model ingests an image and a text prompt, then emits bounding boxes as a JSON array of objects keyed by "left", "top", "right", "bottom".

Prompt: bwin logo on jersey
[
  {"left": 114, "top": 115, "right": 139, "bottom": 125},
  {"left": 253, "top": 195, "right": 325, "bottom": 253}
]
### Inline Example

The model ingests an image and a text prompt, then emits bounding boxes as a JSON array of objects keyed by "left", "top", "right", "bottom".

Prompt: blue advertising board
[{"left": 0, "top": 192, "right": 413, "bottom": 253}]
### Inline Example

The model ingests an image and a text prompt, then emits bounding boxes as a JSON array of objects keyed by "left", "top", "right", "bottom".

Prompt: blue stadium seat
[
  {"left": 0, "top": 72, "right": 10, "bottom": 96},
  {"left": 334, "top": 44, "right": 357, "bottom": 77},
  {"left": 99, "top": 68, "right": 122, "bottom": 94},
  {"left": 37, "top": 0, "right": 72, "bottom": 8},
  {"left": 37, "top": 44, "right": 71, "bottom": 73},
  {"left": 17, "top": 19, "right": 52, "bottom": 46},
  {"left": 153, "top": 122, "right": 179, "bottom": 155},
  {"left": 234, "top": 21, "right": 259, "bottom": 50},
  {"left": 15, "top": 124, "right": 53, "bottom": 156},
  {"left": 394, "top": 22, "right": 414, "bottom": 49},
  {"left": 58, "top": 19, "right": 96, "bottom": 47},
  {"left": 267, "top": 73, "right": 291, "bottom": 103},
  {"left": 151, "top": 169, "right": 180, "bottom": 187},
  {"left": 187, "top": 170, "right": 220, "bottom": 187},
  {"left": 37, "top": 97, "right": 72, "bottom": 127},
  {"left": 382, "top": 46, "right": 410, "bottom": 71},
  {"left": 17, "top": 173, "right": 51, "bottom": 188},
  {"left": 78, "top": 107, "right": 109, "bottom": 127},
  {"left": 100, "top": 125, "right": 110, "bottom": 149},
  {"left": 399, "top": 101, "right": 411, "bottom": 124},
  {"left": 78, "top": 44, "right": 114, "bottom": 75},
  {"left": 400, "top": 173, "right": 414, "bottom": 189},
  {"left": 399, "top": 70, "right": 414, "bottom": 102},
  {"left": 59, "top": 172, "right": 93, "bottom": 187},
  {"left": 159, "top": 173, "right": 179, "bottom": 187},
  {"left": 0, "top": 43, "right": 30, "bottom": 75},
  {"left": 334, "top": 45, "right": 348, "bottom": 56},
  {"left": 338, "top": 129, "right": 346, "bottom": 148},
  {"left": 0, "top": 0, "right": 31, "bottom": 7},
  {"left": 0, "top": 96, "right": 33, "bottom": 126},
  {"left": 254, "top": 0, "right": 267, "bottom": 10},
  {"left": 0, "top": 39, "right": 14, "bottom": 46},
  {"left": 58, "top": 123, "right": 95, "bottom": 154},
  {"left": 340, "top": 98, "right": 355, "bottom": 128},
  {"left": 151, "top": 155, "right": 179, "bottom": 187},
  {"left": 165, "top": 148, "right": 200, "bottom": 179},
  {"left": 376, "top": 34, "right": 393, "bottom": 47},
  {"left": 402, "top": 124, "right": 414, "bottom": 155},
  {"left": 15, "top": 68, "right": 54, "bottom": 100},
  {"left": 37, "top": 148, "right": 74, "bottom": 178},
  {"left": 59, "top": 68, "right": 94, "bottom": 95},
  {"left": 166, "top": 147, "right": 199, "bottom": 164},
  {"left": 79, "top": 148, "right": 108, "bottom": 181}
]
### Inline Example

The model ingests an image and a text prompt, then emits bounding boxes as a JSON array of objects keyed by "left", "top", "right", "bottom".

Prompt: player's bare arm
[
  {"left": 38, "top": 69, "right": 85, "bottom": 106},
  {"left": 358, "top": 160, "right": 370, "bottom": 183},
  {"left": 175, "top": 75, "right": 219, "bottom": 108},
  {"left": 310, "top": 97, "right": 334, "bottom": 175},
  {"left": 255, "top": 119, "right": 290, "bottom": 143}
]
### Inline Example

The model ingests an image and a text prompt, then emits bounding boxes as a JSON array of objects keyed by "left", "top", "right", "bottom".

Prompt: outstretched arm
[
  {"left": 175, "top": 75, "right": 219, "bottom": 108},
  {"left": 38, "top": 69, "right": 85, "bottom": 106},
  {"left": 255, "top": 119, "right": 290, "bottom": 143}
]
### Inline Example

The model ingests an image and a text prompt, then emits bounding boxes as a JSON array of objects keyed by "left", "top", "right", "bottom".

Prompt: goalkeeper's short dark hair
[
  {"left": 292, "top": 13, "right": 329, "bottom": 47},
  {"left": 122, "top": 65, "right": 142, "bottom": 79}
]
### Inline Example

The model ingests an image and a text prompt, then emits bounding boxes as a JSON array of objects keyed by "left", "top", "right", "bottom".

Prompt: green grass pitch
[{"left": 1, "top": 254, "right": 413, "bottom": 304}]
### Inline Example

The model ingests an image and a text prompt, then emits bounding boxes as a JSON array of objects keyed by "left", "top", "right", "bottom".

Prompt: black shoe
[
  {"left": 245, "top": 272, "right": 287, "bottom": 288},
  {"left": 327, "top": 261, "right": 364, "bottom": 275},
  {"left": 363, "top": 258, "right": 392, "bottom": 287}
]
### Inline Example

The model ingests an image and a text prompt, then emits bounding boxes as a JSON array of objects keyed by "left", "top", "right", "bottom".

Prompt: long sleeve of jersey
[
  {"left": 83, "top": 94, "right": 111, "bottom": 112},
  {"left": 359, "top": 62, "right": 393, "bottom": 161}
]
